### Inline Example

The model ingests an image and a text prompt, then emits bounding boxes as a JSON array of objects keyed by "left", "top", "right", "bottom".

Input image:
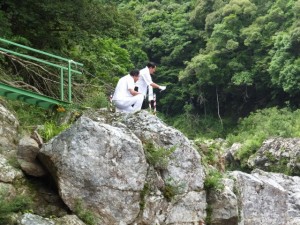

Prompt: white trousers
[{"left": 113, "top": 94, "right": 144, "bottom": 113}]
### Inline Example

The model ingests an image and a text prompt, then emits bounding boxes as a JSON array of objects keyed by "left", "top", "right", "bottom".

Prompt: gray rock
[
  {"left": 0, "top": 103, "right": 19, "bottom": 149},
  {"left": 54, "top": 215, "right": 86, "bottom": 225},
  {"left": 39, "top": 111, "right": 207, "bottom": 224},
  {"left": 39, "top": 116, "right": 148, "bottom": 224},
  {"left": 17, "top": 136, "right": 46, "bottom": 177},
  {"left": 0, "top": 154, "right": 23, "bottom": 182},
  {"left": 18, "top": 213, "right": 54, "bottom": 225},
  {"left": 208, "top": 178, "right": 238, "bottom": 225}
]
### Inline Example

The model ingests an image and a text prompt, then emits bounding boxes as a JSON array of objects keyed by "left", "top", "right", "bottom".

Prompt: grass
[
  {"left": 39, "top": 121, "right": 70, "bottom": 142},
  {"left": 204, "top": 169, "right": 224, "bottom": 192},
  {"left": 74, "top": 199, "right": 98, "bottom": 225},
  {"left": 0, "top": 190, "right": 32, "bottom": 225}
]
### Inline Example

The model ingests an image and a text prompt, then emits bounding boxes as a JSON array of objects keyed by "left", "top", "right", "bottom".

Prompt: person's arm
[
  {"left": 129, "top": 89, "right": 142, "bottom": 96},
  {"left": 150, "top": 82, "right": 160, "bottom": 89},
  {"left": 150, "top": 82, "right": 166, "bottom": 90}
]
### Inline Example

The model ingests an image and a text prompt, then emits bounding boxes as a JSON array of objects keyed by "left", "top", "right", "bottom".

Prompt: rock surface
[{"left": 39, "top": 111, "right": 207, "bottom": 224}]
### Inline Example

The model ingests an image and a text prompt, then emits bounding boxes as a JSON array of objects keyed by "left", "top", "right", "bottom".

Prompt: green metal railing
[{"left": 0, "top": 37, "right": 83, "bottom": 107}]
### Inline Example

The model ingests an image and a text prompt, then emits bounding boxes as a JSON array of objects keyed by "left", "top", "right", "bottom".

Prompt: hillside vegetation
[{"left": 0, "top": 0, "right": 300, "bottom": 140}]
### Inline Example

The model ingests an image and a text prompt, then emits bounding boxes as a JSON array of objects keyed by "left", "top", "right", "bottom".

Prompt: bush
[
  {"left": 226, "top": 107, "right": 300, "bottom": 170},
  {"left": 161, "top": 103, "right": 234, "bottom": 140},
  {"left": 204, "top": 169, "right": 224, "bottom": 191},
  {"left": 80, "top": 85, "right": 109, "bottom": 109}
]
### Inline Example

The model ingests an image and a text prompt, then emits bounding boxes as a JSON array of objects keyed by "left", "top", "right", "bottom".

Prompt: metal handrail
[{"left": 0, "top": 37, "right": 83, "bottom": 102}]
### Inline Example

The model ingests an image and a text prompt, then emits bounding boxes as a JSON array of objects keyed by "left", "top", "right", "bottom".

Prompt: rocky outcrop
[
  {"left": 207, "top": 178, "right": 238, "bottom": 225},
  {"left": 248, "top": 137, "right": 300, "bottom": 175},
  {"left": 208, "top": 169, "right": 300, "bottom": 225},
  {"left": 39, "top": 111, "right": 207, "bottom": 224},
  {"left": 1, "top": 102, "right": 300, "bottom": 225}
]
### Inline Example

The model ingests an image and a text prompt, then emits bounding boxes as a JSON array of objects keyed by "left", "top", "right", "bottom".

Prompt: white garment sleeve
[
  {"left": 126, "top": 75, "right": 135, "bottom": 91},
  {"left": 143, "top": 72, "right": 153, "bottom": 86}
]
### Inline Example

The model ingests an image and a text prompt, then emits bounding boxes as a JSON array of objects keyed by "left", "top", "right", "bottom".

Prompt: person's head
[
  {"left": 130, "top": 69, "right": 140, "bottom": 82},
  {"left": 146, "top": 62, "right": 157, "bottom": 74}
]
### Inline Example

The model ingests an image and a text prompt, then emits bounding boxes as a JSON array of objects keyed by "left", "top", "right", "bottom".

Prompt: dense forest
[{"left": 0, "top": 0, "right": 300, "bottom": 139}]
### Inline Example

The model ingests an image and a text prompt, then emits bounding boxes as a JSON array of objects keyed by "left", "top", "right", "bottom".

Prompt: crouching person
[{"left": 112, "top": 69, "right": 144, "bottom": 113}]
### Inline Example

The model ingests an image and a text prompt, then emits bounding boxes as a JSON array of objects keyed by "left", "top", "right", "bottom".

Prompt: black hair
[
  {"left": 146, "top": 62, "right": 157, "bottom": 69},
  {"left": 130, "top": 69, "right": 140, "bottom": 77}
]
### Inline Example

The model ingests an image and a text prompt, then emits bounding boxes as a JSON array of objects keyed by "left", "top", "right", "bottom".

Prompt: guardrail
[{"left": 0, "top": 37, "right": 83, "bottom": 102}]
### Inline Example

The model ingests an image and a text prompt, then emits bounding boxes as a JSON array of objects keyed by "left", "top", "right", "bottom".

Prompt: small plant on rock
[
  {"left": 204, "top": 169, "right": 224, "bottom": 192},
  {"left": 74, "top": 199, "right": 98, "bottom": 225},
  {"left": 162, "top": 178, "right": 184, "bottom": 202},
  {"left": 144, "top": 142, "right": 176, "bottom": 170}
]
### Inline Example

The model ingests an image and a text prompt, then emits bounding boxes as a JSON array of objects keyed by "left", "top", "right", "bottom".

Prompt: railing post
[
  {"left": 0, "top": 37, "right": 83, "bottom": 106},
  {"left": 68, "top": 60, "right": 72, "bottom": 102},
  {"left": 60, "top": 68, "right": 64, "bottom": 101}
]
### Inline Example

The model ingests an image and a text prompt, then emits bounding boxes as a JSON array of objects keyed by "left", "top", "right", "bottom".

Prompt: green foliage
[
  {"left": 1, "top": 0, "right": 300, "bottom": 145},
  {"left": 39, "top": 121, "right": 70, "bottom": 142},
  {"left": 179, "top": 0, "right": 300, "bottom": 118},
  {"left": 0, "top": 0, "right": 139, "bottom": 50},
  {"left": 68, "top": 37, "right": 134, "bottom": 90},
  {"left": 144, "top": 142, "right": 176, "bottom": 170},
  {"left": 269, "top": 31, "right": 300, "bottom": 94},
  {"left": 204, "top": 169, "right": 224, "bottom": 191},
  {"left": 7, "top": 155, "right": 21, "bottom": 169},
  {"left": 74, "top": 200, "right": 98, "bottom": 225},
  {"left": 195, "top": 139, "right": 225, "bottom": 171},
  {"left": 0, "top": 190, "right": 32, "bottom": 225},
  {"left": 227, "top": 107, "right": 300, "bottom": 169},
  {"left": 163, "top": 103, "right": 233, "bottom": 139},
  {"left": 3, "top": 100, "right": 48, "bottom": 131},
  {"left": 80, "top": 86, "right": 109, "bottom": 109},
  {"left": 139, "top": 183, "right": 150, "bottom": 210},
  {"left": 162, "top": 178, "right": 184, "bottom": 202}
]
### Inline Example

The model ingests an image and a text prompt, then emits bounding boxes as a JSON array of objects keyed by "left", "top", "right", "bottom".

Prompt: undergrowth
[
  {"left": 226, "top": 107, "right": 300, "bottom": 170},
  {"left": 0, "top": 190, "right": 32, "bottom": 225}
]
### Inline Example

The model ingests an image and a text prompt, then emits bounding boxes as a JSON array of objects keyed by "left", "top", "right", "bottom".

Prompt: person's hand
[{"left": 159, "top": 85, "right": 166, "bottom": 91}]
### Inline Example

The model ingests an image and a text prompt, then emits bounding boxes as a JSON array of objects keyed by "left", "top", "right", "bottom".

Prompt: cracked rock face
[
  {"left": 39, "top": 116, "right": 148, "bottom": 224},
  {"left": 39, "top": 111, "right": 207, "bottom": 224}
]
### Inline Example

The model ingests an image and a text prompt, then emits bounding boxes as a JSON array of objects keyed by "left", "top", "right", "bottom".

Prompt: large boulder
[
  {"left": 232, "top": 170, "right": 288, "bottom": 225},
  {"left": 207, "top": 178, "right": 238, "bottom": 225},
  {"left": 207, "top": 169, "right": 300, "bottom": 225},
  {"left": 122, "top": 111, "right": 205, "bottom": 192},
  {"left": 39, "top": 115, "right": 148, "bottom": 224},
  {"left": 39, "top": 110, "right": 207, "bottom": 224}
]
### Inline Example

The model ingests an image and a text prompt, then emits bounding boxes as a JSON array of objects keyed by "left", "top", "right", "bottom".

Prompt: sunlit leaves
[
  {"left": 231, "top": 71, "right": 253, "bottom": 85},
  {"left": 68, "top": 37, "right": 133, "bottom": 85}
]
